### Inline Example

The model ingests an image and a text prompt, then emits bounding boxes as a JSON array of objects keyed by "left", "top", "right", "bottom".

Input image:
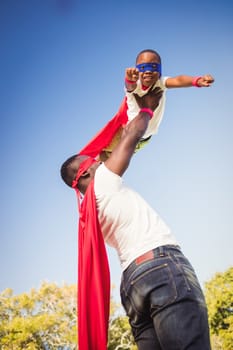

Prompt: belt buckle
[{"left": 135, "top": 250, "right": 154, "bottom": 265}]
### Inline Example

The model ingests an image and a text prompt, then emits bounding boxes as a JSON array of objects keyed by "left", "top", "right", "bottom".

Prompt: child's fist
[
  {"left": 125, "top": 67, "right": 139, "bottom": 82},
  {"left": 198, "top": 74, "right": 215, "bottom": 87}
]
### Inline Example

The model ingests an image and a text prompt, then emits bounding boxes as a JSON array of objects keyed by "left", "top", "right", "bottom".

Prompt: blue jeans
[{"left": 120, "top": 245, "right": 211, "bottom": 350}]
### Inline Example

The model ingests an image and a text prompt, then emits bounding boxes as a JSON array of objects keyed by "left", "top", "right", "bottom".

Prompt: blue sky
[{"left": 1, "top": 0, "right": 232, "bottom": 303}]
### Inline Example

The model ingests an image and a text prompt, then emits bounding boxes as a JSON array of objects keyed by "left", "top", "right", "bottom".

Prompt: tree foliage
[
  {"left": 204, "top": 266, "right": 233, "bottom": 350},
  {"left": 108, "top": 314, "right": 136, "bottom": 350},
  {"left": 0, "top": 282, "right": 135, "bottom": 349},
  {"left": 0, "top": 282, "right": 77, "bottom": 349}
]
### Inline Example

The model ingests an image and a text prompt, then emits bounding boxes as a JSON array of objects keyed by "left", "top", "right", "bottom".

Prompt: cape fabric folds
[
  {"left": 77, "top": 180, "right": 110, "bottom": 350},
  {"left": 79, "top": 97, "right": 128, "bottom": 158},
  {"left": 76, "top": 99, "right": 128, "bottom": 349}
]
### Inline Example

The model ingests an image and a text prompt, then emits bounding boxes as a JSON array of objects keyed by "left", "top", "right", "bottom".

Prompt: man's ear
[{"left": 80, "top": 171, "right": 90, "bottom": 179}]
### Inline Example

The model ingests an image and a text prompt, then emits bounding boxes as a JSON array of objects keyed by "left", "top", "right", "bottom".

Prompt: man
[{"left": 61, "top": 88, "right": 211, "bottom": 349}]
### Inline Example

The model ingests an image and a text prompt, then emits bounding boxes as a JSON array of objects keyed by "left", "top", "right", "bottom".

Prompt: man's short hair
[{"left": 60, "top": 154, "right": 78, "bottom": 187}]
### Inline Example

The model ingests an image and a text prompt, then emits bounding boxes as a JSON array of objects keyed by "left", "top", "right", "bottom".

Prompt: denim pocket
[
  {"left": 171, "top": 253, "right": 206, "bottom": 304},
  {"left": 121, "top": 261, "right": 178, "bottom": 317}
]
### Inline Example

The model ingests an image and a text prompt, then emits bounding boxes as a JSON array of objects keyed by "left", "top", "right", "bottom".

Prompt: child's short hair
[{"left": 136, "top": 49, "right": 161, "bottom": 64}]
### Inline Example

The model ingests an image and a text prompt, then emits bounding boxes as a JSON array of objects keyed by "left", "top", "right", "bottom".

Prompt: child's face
[{"left": 136, "top": 52, "right": 161, "bottom": 87}]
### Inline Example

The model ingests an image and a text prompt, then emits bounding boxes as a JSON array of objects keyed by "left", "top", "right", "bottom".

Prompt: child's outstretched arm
[
  {"left": 165, "top": 74, "right": 214, "bottom": 88},
  {"left": 125, "top": 67, "right": 139, "bottom": 92}
]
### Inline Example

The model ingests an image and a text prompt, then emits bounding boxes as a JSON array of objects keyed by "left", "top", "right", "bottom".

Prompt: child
[
  {"left": 124, "top": 48, "right": 214, "bottom": 149},
  {"left": 79, "top": 49, "right": 214, "bottom": 160}
]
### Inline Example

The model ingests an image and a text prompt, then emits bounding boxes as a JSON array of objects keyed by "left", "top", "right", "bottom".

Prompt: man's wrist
[{"left": 140, "top": 108, "right": 154, "bottom": 118}]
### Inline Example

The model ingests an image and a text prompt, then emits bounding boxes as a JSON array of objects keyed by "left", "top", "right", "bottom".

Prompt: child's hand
[
  {"left": 125, "top": 67, "right": 139, "bottom": 82},
  {"left": 197, "top": 74, "right": 215, "bottom": 87}
]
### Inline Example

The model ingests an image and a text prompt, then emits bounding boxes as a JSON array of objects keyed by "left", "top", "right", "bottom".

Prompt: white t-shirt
[
  {"left": 94, "top": 163, "right": 178, "bottom": 270},
  {"left": 125, "top": 77, "right": 168, "bottom": 139}
]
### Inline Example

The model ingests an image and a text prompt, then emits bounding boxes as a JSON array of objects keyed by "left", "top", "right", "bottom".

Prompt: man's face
[
  {"left": 88, "top": 160, "right": 102, "bottom": 178},
  {"left": 72, "top": 156, "right": 101, "bottom": 191}
]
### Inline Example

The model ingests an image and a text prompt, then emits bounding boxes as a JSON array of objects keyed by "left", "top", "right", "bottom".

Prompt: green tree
[
  {"left": 108, "top": 314, "right": 136, "bottom": 350},
  {"left": 0, "top": 282, "right": 136, "bottom": 349},
  {"left": 0, "top": 282, "right": 77, "bottom": 349},
  {"left": 204, "top": 266, "right": 233, "bottom": 350}
]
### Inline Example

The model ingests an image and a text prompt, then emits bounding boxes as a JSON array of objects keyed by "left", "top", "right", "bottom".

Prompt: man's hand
[
  {"left": 197, "top": 74, "right": 215, "bottom": 87},
  {"left": 125, "top": 67, "right": 139, "bottom": 82},
  {"left": 134, "top": 87, "right": 163, "bottom": 111}
]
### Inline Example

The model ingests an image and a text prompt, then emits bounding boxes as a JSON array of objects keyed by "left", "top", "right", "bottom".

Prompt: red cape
[
  {"left": 76, "top": 100, "right": 128, "bottom": 349},
  {"left": 79, "top": 97, "right": 128, "bottom": 158},
  {"left": 77, "top": 180, "right": 110, "bottom": 350}
]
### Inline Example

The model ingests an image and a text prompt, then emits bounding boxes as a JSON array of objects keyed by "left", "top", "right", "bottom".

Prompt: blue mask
[{"left": 136, "top": 62, "right": 161, "bottom": 76}]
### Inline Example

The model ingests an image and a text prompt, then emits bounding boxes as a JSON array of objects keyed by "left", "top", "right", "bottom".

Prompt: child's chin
[{"left": 143, "top": 78, "right": 156, "bottom": 86}]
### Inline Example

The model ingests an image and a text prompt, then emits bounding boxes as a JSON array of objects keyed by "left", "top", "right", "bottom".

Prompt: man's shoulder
[
  {"left": 96, "top": 163, "right": 121, "bottom": 180},
  {"left": 94, "top": 163, "right": 123, "bottom": 195}
]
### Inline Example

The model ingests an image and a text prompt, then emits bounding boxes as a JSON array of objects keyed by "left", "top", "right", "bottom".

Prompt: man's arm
[
  {"left": 104, "top": 88, "right": 163, "bottom": 176},
  {"left": 165, "top": 74, "right": 214, "bottom": 88}
]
